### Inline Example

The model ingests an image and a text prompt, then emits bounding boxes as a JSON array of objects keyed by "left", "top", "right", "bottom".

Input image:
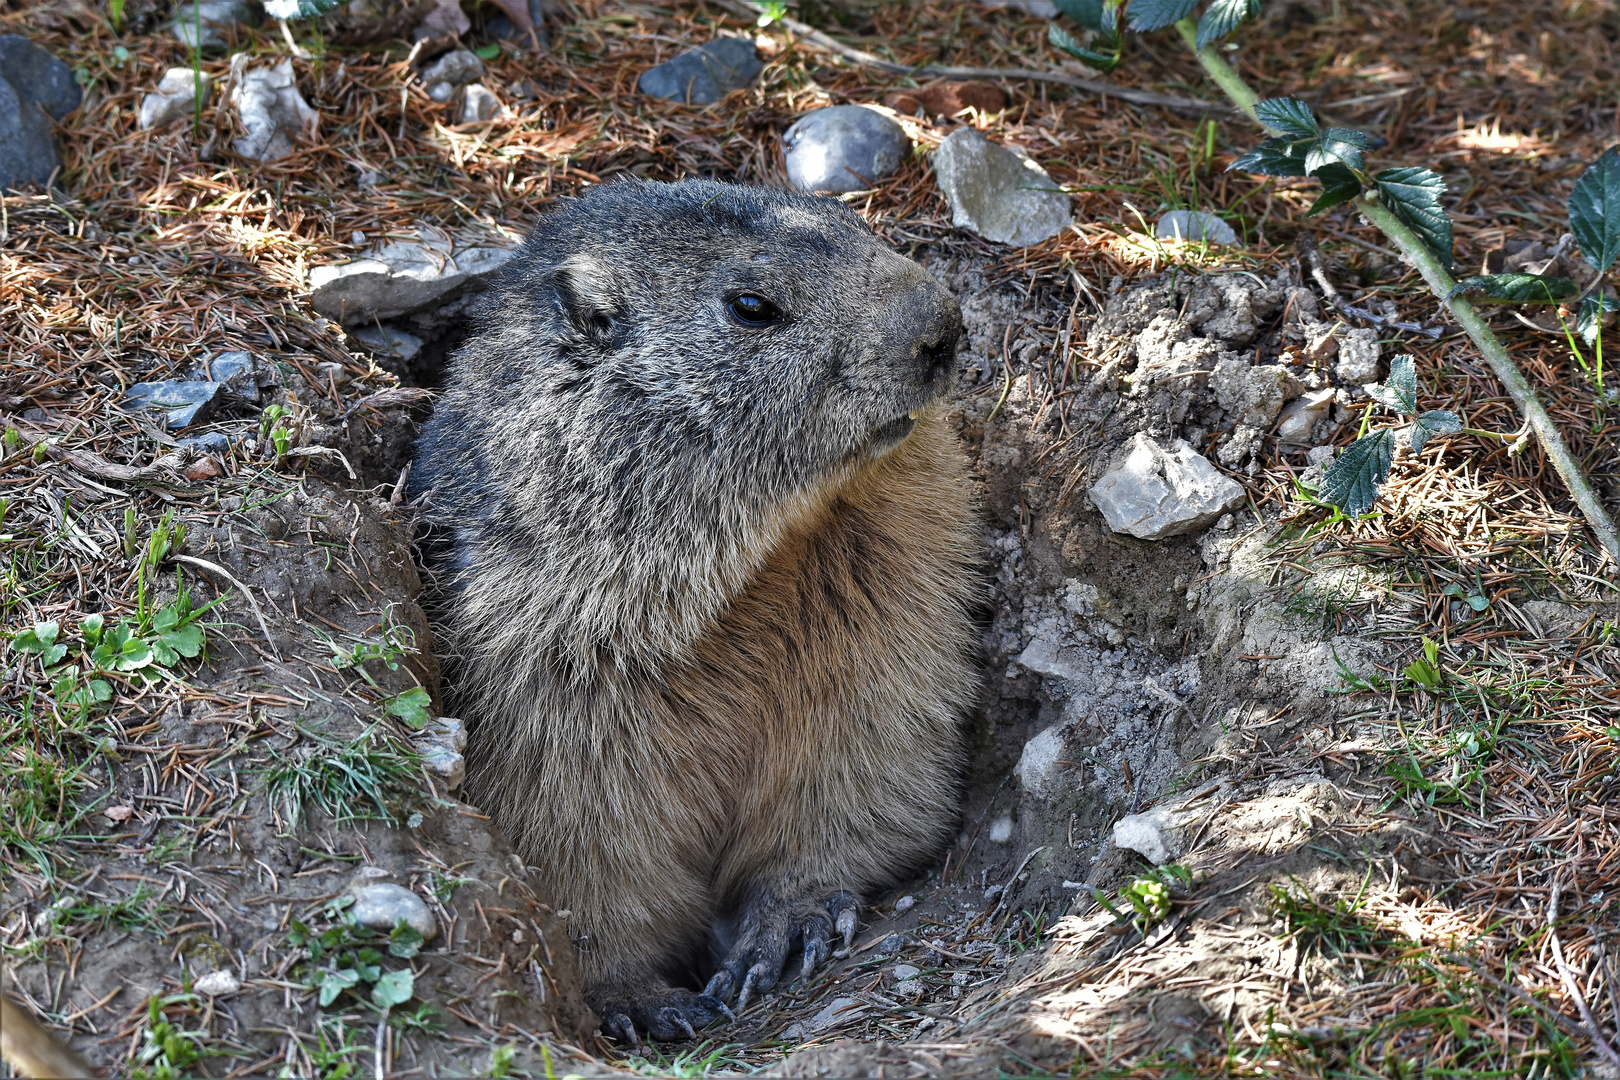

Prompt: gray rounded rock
[
  {"left": 0, "top": 36, "right": 81, "bottom": 193},
  {"left": 783, "top": 105, "right": 910, "bottom": 194},
  {"left": 1155, "top": 209, "right": 1239, "bottom": 246},
  {"left": 349, "top": 882, "right": 438, "bottom": 941}
]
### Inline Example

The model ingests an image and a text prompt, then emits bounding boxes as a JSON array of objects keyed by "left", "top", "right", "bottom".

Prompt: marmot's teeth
[{"left": 908, "top": 410, "right": 919, "bottom": 420}]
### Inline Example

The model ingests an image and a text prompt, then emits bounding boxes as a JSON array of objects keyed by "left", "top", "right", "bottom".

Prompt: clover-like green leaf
[
  {"left": 318, "top": 967, "right": 361, "bottom": 1007},
  {"left": 1445, "top": 273, "right": 1577, "bottom": 305},
  {"left": 12, "top": 621, "right": 68, "bottom": 666},
  {"left": 1196, "top": 0, "right": 1260, "bottom": 49},
  {"left": 384, "top": 686, "right": 433, "bottom": 729},
  {"left": 1229, "top": 136, "right": 1309, "bottom": 178},
  {"left": 389, "top": 922, "right": 425, "bottom": 959},
  {"left": 1570, "top": 145, "right": 1620, "bottom": 273},
  {"left": 1374, "top": 167, "right": 1452, "bottom": 270},
  {"left": 1126, "top": 0, "right": 1198, "bottom": 31},
  {"left": 1253, "top": 97, "right": 1320, "bottom": 139},
  {"left": 370, "top": 969, "right": 415, "bottom": 1009},
  {"left": 1318, "top": 429, "right": 1395, "bottom": 517},
  {"left": 1577, "top": 293, "right": 1619, "bottom": 345},
  {"left": 1410, "top": 410, "right": 1462, "bottom": 454},
  {"left": 80, "top": 613, "right": 104, "bottom": 647}
]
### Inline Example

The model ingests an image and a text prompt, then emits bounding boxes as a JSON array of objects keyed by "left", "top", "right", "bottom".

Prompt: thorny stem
[{"left": 1176, "top": 19, "right": 1620, "bottom": 572}]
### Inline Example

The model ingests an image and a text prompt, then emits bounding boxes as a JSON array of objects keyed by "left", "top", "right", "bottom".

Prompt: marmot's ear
[{"left": 550, "top": 254, "right": 620, "bottom": 348}]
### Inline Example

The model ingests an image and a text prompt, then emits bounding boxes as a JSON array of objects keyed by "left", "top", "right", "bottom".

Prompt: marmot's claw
[
  {"left": 800, "top": 914, "right": 832, "bottom": 979},
  {"left": 608, "top": 1014, "right": 636, "bottom": 1045},
  {"left": 659, "top": 1008, "right": 698, "bottom": 1040},
  {"left": 596, "top": 988, "right": 727, "bottom": 1043},
  {"left": 702, "top": 970, "right": 732, "bottom": 999},
  {"left": 829, "top": 891, "right": 860, "bottom": 953}
]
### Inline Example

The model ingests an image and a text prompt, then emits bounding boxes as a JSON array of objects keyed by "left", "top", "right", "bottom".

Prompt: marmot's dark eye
[{"left": 727, "top": 294, "right": 781, "bottom": 327}]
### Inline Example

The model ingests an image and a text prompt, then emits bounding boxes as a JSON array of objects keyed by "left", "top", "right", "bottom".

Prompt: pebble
[
  {"left": 139, "top": 68, "right": 211, "bottom": 131},
  {"left": 782, "top": 105, "right": 909, "bottom": 195},
  {"left": 419, "top": 48, "right": 484, "bottom": 95},
  {"left": 1089, "top": 432, "right": 1247, "bottom": 540},
  {"left": 193, "top": 969, "right": 241, "bottom": 996},
  {"left": 0, "top": 36, "right": 81, "bottom": 193},
  {"left": 891, "top": 964, "right": 921, "bottom": 981},
  {"left": 1112, "top": 805, "right": 1186, "bottom": 866},
  {"left": 780, "top": 997, "right": 865, "bottom": 1041},
  {"left": 308, "top": 227, "right": 515, "bottom": 325},
  {"left": 893, "top": 895, "right": 916, "bottom": 913},
  {"left": 1015, "top": 724, "right": 1066, "bottom": 799},
  {"left": 987, "top": 814, "right": 1013, "bottom": 844},
  {"left": 231, "top": 59, "right": 319, "bottom": 162},
  {"left": 121, "top": 380, "right": 224, "bottom": 430},
  {"left": 877, "top": 932, "right": 905, "bottom": 956},
  {"left": 203, "top": 350, "right": 270, "bottom": 404},
  {"left": 1333, "top": 326, "right": 1382, "bottom": 384},
  {"left": 931, "top": 127, "right": 1071, "bottom": 247},
  {"left": 414, "top": 717, "right": 466, "bottom": 794},
  {"left": 459, "top": 83, "right": 502, "bottom": 124},
  {"left": 1155, "top": 209, "right": 1239, "bottom": 246},
  {"left": 1275, "top": 388, "right": 1336, "bottom": 447},
  {"left": 349, "top": 882, "right": 438, "bottom": 941},
  {"left": 351, "top": 230, "right": 366, "bottom": 245},
  {"left": 170, "top": 0, "right": 255, "bottom": 51},
  {"left": 637, "top": 37, "right": 762, "bottom": 104},
  {"left": 349, "top": 324, "right": 425, "bottom": 363},
  {"left": 178, "top": 431, "right": 231, "bottom": 455}
]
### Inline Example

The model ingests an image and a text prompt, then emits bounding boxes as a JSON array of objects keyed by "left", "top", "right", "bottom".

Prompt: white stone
[
  {"left": 231, "top": 59, "right": 318, "bottom": 162},
  {"left": 891, "top": 978, "right": 926, "bottom": 999},
  {"left": 1334, "top": 327, "right": 1381, "bottom": 383},
  {"left": 349, "top": 882, "right": 438, "bottom": 941},
  {"left": 932, "top": 128, "right": 1071, "bottom": 247},
  {"left": 1089, "top": 433, "right": 1247, "bottom": 540},
  {"left": 1306, "top": 444, "right": 1336, "bottom": 466},
  {"left": 893, "top": 895, "right": 916, "bottom": 912},
  {"left": 309, "top": 228, "right": 515, "bottom": 325},
  {"left": 1112, "top": 805, "right": 1185, "bottom": 866},
  {"left": 458, "top": 83, "right": 502, "bottom": 124},
  {"left": 1276, "top": 388, "right": 1336, "bottom": 446},
  {"left": 414, "top": 717, "right": 467, "bottom": 793},
  {"left": 892, "top": 964, "right": 921, "bottom": 981},
  {"left": 419, "top": 48, "right": 484, "bottom": 89},
  {"left": 783, "top": 105, "right": 910, "bottom": 194},
  {"left": 170, "top": 0, "right": 254, "bottom": 50},
  {"left": 193, "top": 969, "right": 240, "bottom": 996},
  {"left": 1156, "top": 209, "right": 1239, "bottom": 246},
  {"left": 1016, "top": 725, "right": 1066, "bottom": 799},
  {"left": 781, "top": 996, "right": 865, "bottom": 1041},
  {"left": 987, "top": 815, "right": 1013, "bottom": 844},
  {"left": 139, "top": 68, "right": 210, "bottom": 130}
]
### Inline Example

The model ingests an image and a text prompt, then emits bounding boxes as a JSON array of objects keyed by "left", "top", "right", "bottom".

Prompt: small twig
[
  {"left": 716, "top": 0, "right": 1231, "bottom": 118},
  {"left": 1298, "top": 232, "right": 1441, "bottom": 338},
  {"left": 1549, "top": 882, "right": 1620, "bottom": 1071},
  {"left": 173, "top": 554, "right": 280, "bottom": 661}
]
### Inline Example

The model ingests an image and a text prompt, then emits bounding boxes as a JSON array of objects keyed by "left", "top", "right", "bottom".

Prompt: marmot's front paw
[
  {"left": 703, "top": 889, "right": 859, "bottom": 1011},
  {"left": 594, "top": 986, "right": 732, "bottom": 1044}
]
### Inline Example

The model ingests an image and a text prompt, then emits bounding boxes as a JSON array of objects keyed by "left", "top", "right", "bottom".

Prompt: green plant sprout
[
  {"left": 1092, "top": 863, "right": 1192, "bottom": 934},
  {"left": 1403, "top": 635, "right": 1443, "bottom": 691},
  {"left": 259, "top": 403, "right": 294, "bottom": 459},
  {"left": 1046, "top": 0, "right": 1620, "bottom": 569},
  {"left": 287, "top": 896, "right": 422, "bottom": 1012}
]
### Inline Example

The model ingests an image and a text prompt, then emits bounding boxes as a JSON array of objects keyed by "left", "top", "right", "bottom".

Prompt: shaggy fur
[{"left": 410, "top": 178, "right": 981, "bottom": 1041}]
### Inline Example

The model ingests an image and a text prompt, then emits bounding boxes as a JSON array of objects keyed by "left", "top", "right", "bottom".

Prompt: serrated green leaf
[
  {"left": 1307, "top": 163, "right": 1362, "bottom": 215},
  {"left": 262, "top": 0, "right": 345, "bottom": 17},
  {"left": 1054, "top": 0, "right": 1106, "bottom": 28},
  {"left": 389, "top": 922, "right": 425, "bottom": 959},
  {"left": 1318, "top": 429, "right": 1395, "bottom": 516},
  {"left": 1229, "top": 136, "right": 1308, "bottom": 177},
  {"left": 1374, "top": 167, "right": 1452, "bottom": 270},
  {"left": 1195, "top": 0, "right": 1260, "bottom": 48},
  {"left": 370, "top": 969, "right": 414, "bottom": 1009},
  {"left": 1127, "top": 0, "right": 1198, "bottom": 32},
  {"left": 1254, "top": 97, "right": 1320, "bottom": 139},
  {"left": 1446, "top": 273, "right": 1577, "bottom": 304},
  {"left": 1570, "top": 145, "right": 1620, "bottom": 273},
  {"left": 385, "top": 686, "right": 433, "bottom": 729},
  {"left": 1304, "top": 129, "right": 1372, "bottom": 177},
  {"left": 1364, "top": 354, "right": 1417, "bottom": 415},
  {"left": 1577, "top": 293, "right": 1619, "bottom": 345},
  {"left": 1410, "top": 410, "right": 1461, "bottom": 454}
]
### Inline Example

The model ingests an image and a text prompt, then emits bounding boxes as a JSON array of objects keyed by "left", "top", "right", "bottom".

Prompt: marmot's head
[
  {"left": 488, "top": 177, "right": 962, "bottom": 486},
  {"left": 420, "top": 178, "right": 966, "bottom": 665}
]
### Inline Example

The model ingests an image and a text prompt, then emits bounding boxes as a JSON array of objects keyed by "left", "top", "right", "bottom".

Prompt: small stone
[
  {"left": 0, "top": 36, "right": 82, "bottom": 192},
  {"left": 931, "top": 128, "right": 1071, "bottom": 247},
  {"left": 426, "top": 81, "right": 455, "bottom": 103},
  {"left": 877, "top": 932, "right": 905, "bottom": 956},
  {"left": 357, "top": 167, "right": 386, "bottom": 189},
  {"left": 418, "top": 743, "right": 465, "bottom": 792},
  {"left": 183, "top": 455, "right": 223, "bottom": 481},
  {"left": 1306, "top": 445, "right": 1336, "bottom": 466},
  {"left": 1112, "top": 805, "right": 1186, "bottom": 866},
  {"left": 419, "top": 48, "right": 485, "bottom": 89},
  {"left": 309, "top": 228, "right": 515, "bottom": 325},
  {"left": 121, "top": 380, "right": 224, "bottom": 430},
  {"left": 178, "top": 431, "right": 231, "bottom": 455},
  {"left": 1333, "top": 327, "right": 1382, "bottom": 384},
  {"left": 1016, "top": 724, "right": 1066, "bottom": 799},
  {"left": 637, "top": 38, "right": 762, "bottom": 105},
  {"left": 193, "top": 969, "right": 240, "bottom": 996},
  {"left": 231, "top": 59, "right": 319, "bottom": 163},
  {"left": 349, "top": 882, "right": 437, "bottom": 941},
  {"left": 458, "top": 83, "right": 502, "bottom": 124},
  {"left": 1089, "top": 432, "right": 1247, "bottom": 540},
  {"left": 204, "top": 350, "right": 267, "bottom": 403},
  {"left": 987, "top": 814, "right": 1013, "bottom": 844},
  {"left": 882, "top": 80, "right": 1006, "bottom": 119},
  {"left": 891, "top": 978, "right": 926, "bottom": 1000},
  {"left": 170, "top": 0, "right": 256, "bottom": 51},
  {"left": 782, "top": 105, "right": 910, "bottom": 195},
  {"left": 426, "top": 717, "right": 467, "bottom": 752},
  {"left": 781, "top": 996, "right": 865, "bottom": 1041},
  {"left": 1276, "top": 388, "right": 1336, "bottom": 447},
  {"left": 1212, "top": 357, "right": 1299, "bottom": 428},
  {"left": 893, "top": 895, "right": 916, "bottom": 913},
  {"left": 891, "top": 964, "right": 921, "bottom": 981},
  {"left": 139, "top": 68, "right": 210, "bottom": 131},
  {"left": 1155, "top": 209, "right": 1239, "bottom": 246},
  {"left": 351, "top": 230, "right": 366, "bottom": 245},
  {"left": 349, "top": 324, "right": 425, "bottom": 362}
]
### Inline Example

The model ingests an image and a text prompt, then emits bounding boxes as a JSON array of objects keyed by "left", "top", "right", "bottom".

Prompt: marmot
[{"left": 410, "top": 178, "right": 981, "bottom": 1042}]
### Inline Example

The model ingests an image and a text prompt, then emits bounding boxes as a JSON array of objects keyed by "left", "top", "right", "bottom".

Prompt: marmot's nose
[{"left": 916, "top": 327, "right": 961, "bottom": 386}]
